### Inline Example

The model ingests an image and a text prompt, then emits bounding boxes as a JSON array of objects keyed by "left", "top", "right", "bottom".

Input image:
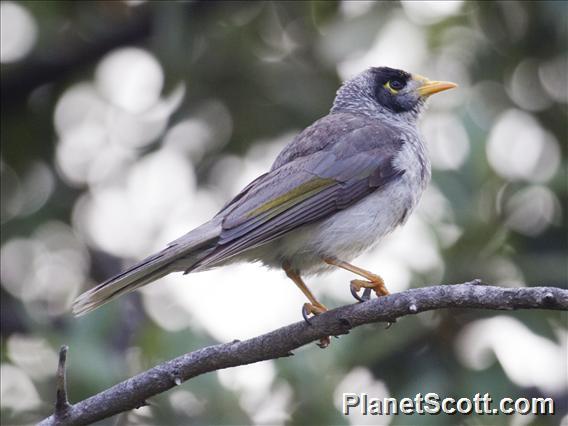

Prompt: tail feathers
[
  {"left": 72, "top": 219, "right": 223, "bottom": 316},
  {"left": 72, "top": 251, "right": 173, "bottom": 316}
]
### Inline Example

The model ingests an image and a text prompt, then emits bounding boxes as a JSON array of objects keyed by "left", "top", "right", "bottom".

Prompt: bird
[{"left": 73, "top": 66, "right": 456, "bottom": 347}]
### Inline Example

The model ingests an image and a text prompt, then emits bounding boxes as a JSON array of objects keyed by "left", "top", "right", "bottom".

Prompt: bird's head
[{"left": 331, "top": 66, "right": 457, "bottom": 124}]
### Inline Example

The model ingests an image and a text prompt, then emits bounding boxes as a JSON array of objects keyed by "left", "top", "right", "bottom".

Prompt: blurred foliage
[{"left": 1, "top": 1, "right": 567, "bottom": 425}]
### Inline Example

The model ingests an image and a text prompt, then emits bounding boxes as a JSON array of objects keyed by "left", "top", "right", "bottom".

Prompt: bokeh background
[{"left": 1, "top": 1, "right": 567, "bottom": 425}]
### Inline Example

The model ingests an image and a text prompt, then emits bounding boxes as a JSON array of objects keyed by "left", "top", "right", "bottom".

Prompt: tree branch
[
  {"left": 39, "top": 282, "right": 567, "bottom": 425},
  {"left": 54, "top": 346, "right": 71, "bottom": 419}
]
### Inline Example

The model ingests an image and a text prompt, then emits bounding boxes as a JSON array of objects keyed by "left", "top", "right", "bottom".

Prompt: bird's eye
[
  {"left": 384, "top": 80, "right": 403, "bottom": 93},
  {"left": 389, "top": 79, "right": 404, "bottom": 90}
]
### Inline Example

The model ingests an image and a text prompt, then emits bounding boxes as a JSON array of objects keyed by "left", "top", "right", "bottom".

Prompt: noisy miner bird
[{"left": 73, "top": 66, "right": 456, "bottom": 347}]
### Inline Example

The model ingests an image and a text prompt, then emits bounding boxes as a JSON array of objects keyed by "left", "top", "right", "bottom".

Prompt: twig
[
  {"left": 38, "top": 282, "right": 568, "bottom": 426},
  {"left": 54, "top": 346, "right": 71, "bottom": 419}
]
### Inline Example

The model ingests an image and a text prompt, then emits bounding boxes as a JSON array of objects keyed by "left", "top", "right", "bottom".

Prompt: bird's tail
[
  {"left": 72, "top": 220, "right": 221, "bottom": 316},
  {"left": 72, "top": 250, "right": 175, "bottom": 316}
]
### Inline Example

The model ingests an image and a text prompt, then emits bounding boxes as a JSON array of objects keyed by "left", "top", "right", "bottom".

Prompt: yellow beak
[{"left": 417, "top": 78, "right": 458, "bottom": 97}]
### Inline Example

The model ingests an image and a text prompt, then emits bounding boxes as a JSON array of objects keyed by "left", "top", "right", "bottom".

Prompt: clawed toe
[
  {"left": 350, "top": 278, "right": 389, "bottom": 302},
  {"left": 317, "top": 336, "right": 331, "bottom": 348},
  {"left": 302, "top": 302, "right": 328, "bottom": 324},
  {"left": 350, "top": 281, "right": 372, "bottom": 302},
  {"left": 324, "top": 258, "right": 390, "bottom": 302},
  {"left": 300, "top": 302, "right": 331, "bottom": 348}
]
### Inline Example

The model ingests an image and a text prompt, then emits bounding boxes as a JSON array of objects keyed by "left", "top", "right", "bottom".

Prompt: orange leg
[
  {"left": 283, "top": 263, "right": 330, "bottom": 348},
  {"left": 324, "top": 258, "right": 390, "bottom": 301}
]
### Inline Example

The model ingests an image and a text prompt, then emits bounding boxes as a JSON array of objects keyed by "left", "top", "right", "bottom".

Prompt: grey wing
[
  {"left": 270, "top": 113, "right": 374, "bottom": 170},
  {"left": 192, "top": 124, "right": 406, "bottom": 270}
]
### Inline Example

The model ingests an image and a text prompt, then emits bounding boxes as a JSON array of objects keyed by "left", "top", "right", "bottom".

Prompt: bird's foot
[
  {"left": 316, "top": 337, "right": 331, "bottom": 349},
  {"left": 350, "top": 275, "right": 389, "bottom": 302},
  {"left": 323, "top": 258, "right": 390, "bottom": 302},
  {"left": 301, "top": 302, "right": 330, "bottom": 348},
  {"left": 301, "top": 302, "right": 328, "bottom": 323}
]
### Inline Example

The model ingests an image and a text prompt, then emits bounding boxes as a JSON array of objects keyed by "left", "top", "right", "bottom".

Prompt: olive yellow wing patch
[{"left": 247, "top": 177, "right": 336, "bottom": 218}]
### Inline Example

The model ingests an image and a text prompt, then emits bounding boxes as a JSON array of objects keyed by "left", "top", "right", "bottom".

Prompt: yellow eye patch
[{"left": 383, "top": 80, "right": 400, "bottom": 94}]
